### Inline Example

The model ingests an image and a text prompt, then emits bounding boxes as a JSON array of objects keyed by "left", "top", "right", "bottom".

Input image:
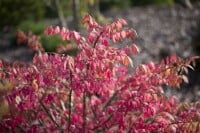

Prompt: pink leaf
[
  {"left": 44, "top": 26, "right": 53, "bottom": 35},
  {"left": 131, "top": 44, "right": 140, "bottom": 54},
  {"left": 120, "top": 31, "right": 126, "bottom": 38},
  {"left": 54, "top": 26, "right": 60, "bottom": 34},
  {"left": 102, "top": 39, "right": 109, "bottom": 46},
  {"left": 73, "top": 31, "right": 81, "bottom": 43}
]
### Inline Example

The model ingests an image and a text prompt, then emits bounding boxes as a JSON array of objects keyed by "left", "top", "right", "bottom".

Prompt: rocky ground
[
  {"left": 105, "top": 3, "right": 200, "bottom": 102},
  {"left": 105, "top": 3, "right": 200, "bottom": 62},
  {"left": 0, "top": 3, "right": 200, "bottom": 102}
]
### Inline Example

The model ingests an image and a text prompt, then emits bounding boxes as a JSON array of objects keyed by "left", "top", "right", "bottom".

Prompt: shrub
[
  {"left": 40, "top": 34, "right": 67, "bottom": 52},
  {"left": 131, "top": 0, "right": 174, "bottom": 6},
  {"left": 0, "top": 15, "right": 200, "bottom": 132},
  {"left": 17, "top": 21, "right": 68, "bottom": 52},
  {"left": 0, "top": 0, "right": 44, "bottom": 28},
  {"left": 17, "top": 20, "right": 47, "bottom": 35},
  {"left": 100, "top": 0, "right": 132, "bottom": 11}
]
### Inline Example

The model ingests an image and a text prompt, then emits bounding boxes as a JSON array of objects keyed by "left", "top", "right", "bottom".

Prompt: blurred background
[{"left": 0, "top": 0, "right": 200, "bottom": 101}]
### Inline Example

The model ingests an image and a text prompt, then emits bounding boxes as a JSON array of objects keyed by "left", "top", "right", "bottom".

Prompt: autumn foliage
[{"left": 0, "top": 14, "right": 200, "bottom": 132}]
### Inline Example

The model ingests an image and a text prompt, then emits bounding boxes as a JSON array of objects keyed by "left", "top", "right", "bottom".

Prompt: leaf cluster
[{"left": 0, "top": 14, "right": 200, "bottom": 132}]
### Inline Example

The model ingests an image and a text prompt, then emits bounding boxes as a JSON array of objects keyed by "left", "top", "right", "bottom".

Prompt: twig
[
  {"left": 67, "top": 89, "right": 73, "bottom": 132},
  {"left": 82, "top": 92, "right": 87, "bottom": 132},
  {"left": 67, "top": 70, "right": 73, "bottom": 132},
  {"left": 39, "top": 98, "right": 61, "bottom": 130},
  {"left": 102, "top": 90, "right": 119, "bottom": 111},
  {"left": 93, "top": 31, "right": 103, "bottom": 48}
]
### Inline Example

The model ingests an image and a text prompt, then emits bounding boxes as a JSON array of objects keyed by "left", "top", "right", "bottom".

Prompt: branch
[
  {"left": 102, "top": 90, "right": 119, "bottom": 111},
  {"left": 82, "top": 92, "right": 87, "bottom": 132},
  {"left": 67, "top": 89, "right": 73, "bottom": 132},
  {"left": 39, "top": 98, "right": 61, "bottom": 130},
  {"left": 93, "top": 31, "right": 103, "bottom": 48},
  {"left": 67, "top": 70, "right": 73, "bottom": 132}
]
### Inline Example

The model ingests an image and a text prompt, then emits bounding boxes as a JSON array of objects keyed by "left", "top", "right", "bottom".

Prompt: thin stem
[
  {"left": 102, "top": 85, "right": 128, "bottom": 112},
  {"left": 91, "top": 105, "right": 97, "bottom": 118},
  {"left": 93, "top": 114, "right": 113, "bottom": 131},
  {"left": 31, "top": 109, "right": 48, "bottom": 133},
  {"left": 16, "top": 125, "right": 26, "bottom": 133},
  {"left": 93, "top": 31, "right": 103, "bottom": 48},
  {"left": 39, "top": 99, "right": 61, "bottom": 130},
  {"left": 82, "top": 92, "right": 87, "bottom": 132},
  {"left": 67, "top": 89, "right": 73, "bottom": 132},
  {"left": 67, "top": 70, "right": 73, "bottom": 132},
  {"left": 102, "top": 90, "right": 119, "bottom": 111}
]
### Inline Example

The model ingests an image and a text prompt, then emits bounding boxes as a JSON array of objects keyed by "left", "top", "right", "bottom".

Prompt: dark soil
[{"left": 0, "top": 3, "right": 200, "bottom": 102}]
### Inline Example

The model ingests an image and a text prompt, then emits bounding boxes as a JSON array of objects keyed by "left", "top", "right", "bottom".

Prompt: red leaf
[
  {"left": 54, "top": 26, "right": 60, "bottom": 34},
  {"left": 102, "top": 39, "right": 109, "bottom": 46},
  {"left": 120, "top": 31, "right": 126, "bottom": 38},
  {"left": 131, "top": 44, "right": 140, "bottom": 54},
  {"left": 44, "top": 26, "right": 53, "bottom": 35}
]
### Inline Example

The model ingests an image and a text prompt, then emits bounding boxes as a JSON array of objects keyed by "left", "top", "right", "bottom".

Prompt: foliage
[
  {"left": 0, "top": 0, "right": 44, "bottom": 28},
  {"left": 40, "top": 34, "right": 68, "bottom": 52},
  {"left": 100, "top": 0, "right": 132, "bottom": 11},
  {"left": 17, "top": 20, "right": 47, "bottom": 35},
  {"left": 0, "top": 14, "right": 200, "bottom": 132},
  {"left": 131, "top": 0, "right": 174, "bottom": 6},
  {"left": 17, "top": 21, "right": 68, "bottom": 52}
]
